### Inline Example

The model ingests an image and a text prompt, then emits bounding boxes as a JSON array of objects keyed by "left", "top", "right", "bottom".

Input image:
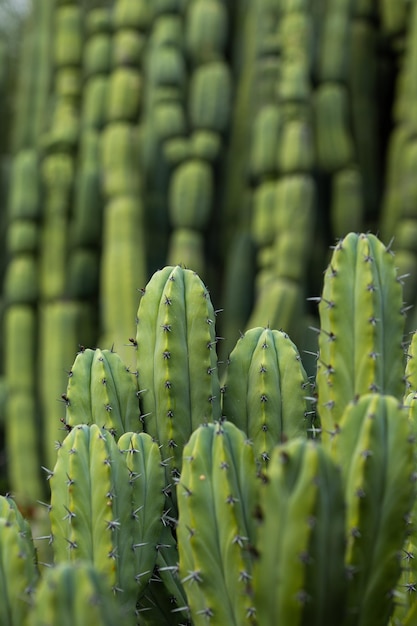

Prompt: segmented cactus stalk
[
  {"left": 222, "top": 326, "right": 312, "bottom": 465},
  {"left": 0, "top": 495, "right": 39, "bottom": 626},
  {"left": 28, "top": 561, "right": 125, "bottom": 626},
  {"left": 316, "top": 232, "right": 406, "bottom": 437},
  {"left": 64, "top": 347, "right": 141, "bottom": 436},
  {"left": 49, "top": 424, "right": 137, "bottom": 618},
  {"left": 177, "top": 420, "right": 258, "bottom": 625},
  {"left": 252, "top": 438, "right": 347, "bottom": 625},
  {"left": 327, "top": 393, "right": 415, "bottom": 626},
  {"left": 136, "top": 265, "right": 221, "bottom": 497}
]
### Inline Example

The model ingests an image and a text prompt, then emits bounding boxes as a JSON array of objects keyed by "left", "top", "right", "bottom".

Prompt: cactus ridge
[{"left": 28, "top": 561, "right": 125, "bottom": 626}]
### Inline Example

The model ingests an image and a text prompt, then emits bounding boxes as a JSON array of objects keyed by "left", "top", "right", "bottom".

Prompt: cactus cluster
[
  {"left": 2, "top": 0, "right": 417, "bottom": 508},
  {"left": 0, "top": 233, "right": 415, "bottom": 625}
]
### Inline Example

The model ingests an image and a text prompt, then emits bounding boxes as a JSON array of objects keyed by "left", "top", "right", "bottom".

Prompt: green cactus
[
  {"left": 252, "top": 438, "right": 347, "bottom": 625},
  {"left": 135, "top": 265, "right": 222, "bottom": 496},
  {"left": 49, "top": 423, "right": 137, "bottom": 618},
  {"left": 326, "top": 393, "right": 415, "bottom": 626},
  {"left": 315, "top": 232, "right": 406, "bottom": 437},
  {"left": 177, "top": 420, "right": 259, "bottom": 625},
  {"left": 117, "top": 431, "right": 166, "bottom": 597},
  {"left": 28, "top": 561, "right": 124, "bottom": 626},
  {"left": 222, "top": 326, "right": 312, "bottom": 465},
  {"left": 0, "top": 495, "right": 39, "bottom": 626},
  {"left": 64, "top": 347, "right": 141, "bottom": 436}
]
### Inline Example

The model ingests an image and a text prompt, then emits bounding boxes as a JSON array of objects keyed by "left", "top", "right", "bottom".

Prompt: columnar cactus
[
  {"left": 252, "top": 438, "right": 347, "bottom": 625},
  {"left": 135, "top": 265, "right": 221, "bottom": 499},
  {"left": 0, "top": 495, "right": 39, "bottom": 626},
  {"left": 222, "top": 326, "right": 312, "bottom": 465},
  {"left": 327, "top": 393, "right": 415, "bottom": 626},
  {"left": 28, "top": 561, "right": 124, "bottom": 626},
  {"left": 315, "top": 232, "right": 406, "bottom": 437},
  {"left": 49, "top": 424, "right": 137, "bottom": 618},
  {"left": 177, "top": 420, "right": 259, "bottom": 625},
  {"left": 64, "top": 347, "right": 141, "bottom": 436}
]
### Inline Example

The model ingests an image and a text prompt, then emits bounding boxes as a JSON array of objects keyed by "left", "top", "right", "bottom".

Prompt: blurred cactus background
[{"left": 0, "top": 0, "right": 416, "bottom": 507}]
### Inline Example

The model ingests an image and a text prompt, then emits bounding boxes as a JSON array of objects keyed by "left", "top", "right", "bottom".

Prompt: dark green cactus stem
[
  {"left": 177, "top": 420, "right": 258, "bottom": 625},
  {"left": 28, "top": 561, "right": 125, "bottom": 626},
  {"left": 64, "top": 347, "right": 141, "bottom": 436},
  {"left": 222, "top": 326, "right": 312, "bottom": 465},
  {"left": 49, "top": 424, "right": 137, "bottom": 619},
  {"left": 252, "top": 438, "right": 347, "bottom": 625},
  {"left": 326, "top": 393, "right": 415, "bottom": 626},
  {"left": 136, "top": 265, "right": 221, "bottom": 496},
  {"left": 0, "top": 495, "right": 39, "bottom": 626},
  {"left": 316, "top": 232, "right": 406, "bottom": 437}
]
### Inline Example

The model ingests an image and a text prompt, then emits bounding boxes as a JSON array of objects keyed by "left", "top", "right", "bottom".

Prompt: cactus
[
  {"left": 0, "top": 495, "right": 39, "bottom": 626},
  {"left": 177, "top": 420, "right": 259, "bottom": 625},
  {"left": 252, "top": 438, "right": 347, "bottom": 625},
  {"left": 135, "top": 265, "right": 222, "bottom": 497},
  {"left": 326, "top": 393, "right": 415, "bottom": 626},
  {"left": 28, "top": 561, "right": 124, "bottom": 626},
  {"left": 49, "top": 424, "right": 137, "bottom": 618},
  {"left": 64, "top": 347, "right": 141, "bottom": 436},
  {"left": 222, "top": 326, "right": 312, "bottom": 465},
  {"left": 117, "top": 431, "right": 166, "bottom": 598},
  {"left": 315, "top": 232, "right": 406, "bottom": 437}
]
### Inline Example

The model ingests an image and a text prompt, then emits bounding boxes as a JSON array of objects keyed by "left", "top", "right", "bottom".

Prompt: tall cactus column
[
  {"left": 166, "top": 0, "right": 232, "bottom": 280},
  {"left": 2, "top": 0, "right": 57, "bottom": 505},
  {"left": 38, "top": 0, "right": 93, "bottom": 471},
  {"left": 98, "top": 0, "right": 149, "bottom": 368},
  {"left": 243, "top": 0, "right": 316, "bottom": 352},
  {"left": 3, "top": 152, "right": 43, "bottom": 505}
]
